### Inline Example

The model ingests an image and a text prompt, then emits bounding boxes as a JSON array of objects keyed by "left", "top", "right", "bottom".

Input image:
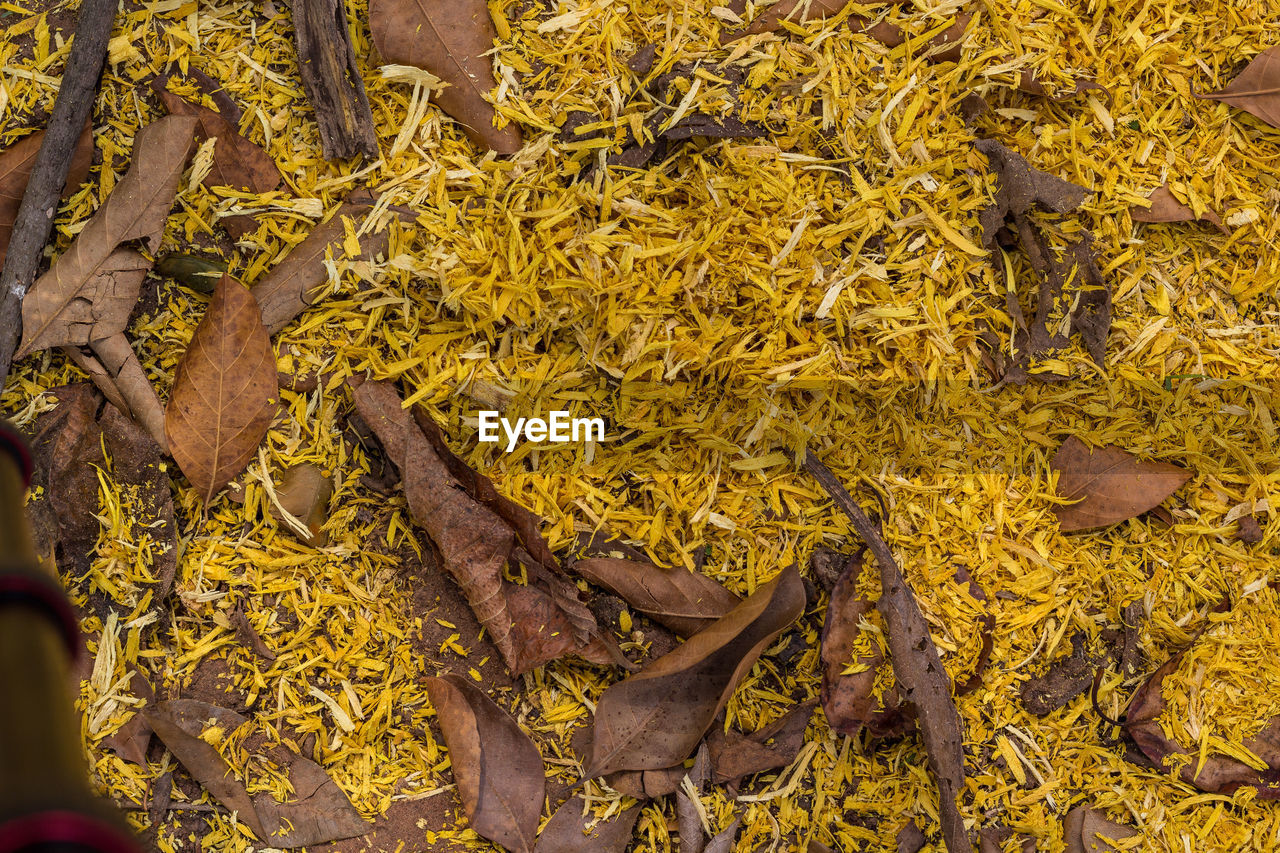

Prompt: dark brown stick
[
  {"left": 802, "top": 452, "right": 973, "bottom": 853},
  {"left": 0, "top": 0, "right": 116, "bottom": 387},
  {"left": 291, "top": 0, "right": 379, "bottom": 159}
]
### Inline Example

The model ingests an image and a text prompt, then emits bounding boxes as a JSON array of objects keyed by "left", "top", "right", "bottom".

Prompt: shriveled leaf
[
  {"left": 585, "top": 565, "right": 804, "bottom": 777},
  {"left": 677, "top": 782, "right": 706, "bottom": 853},
  {"left": 573, "top": 556, "right": 739, "bottom": 637},
  {"left": 819, "top": 550, "right": 908, "bottom": 737},
  {"left": 1131, "top": 184, "right": 1229, "bottom": 234},
  {"left": 253, "top": 193, "right": 388, "bottom": 335},
  {"left": 1198, "top": 46, "right": 1280, "bottom": 129},
  {"left": 1051, "top": 437, "right": 1191, "bottom": 531},
  {"left": 144, "top": 699, "right": 369, "bottom": 846},
  {"left": 1019, "top": 633, "right": 1097, "bottom": 716},
  {"left": 350, "top": 380, "right": 623, "bottom": 673},
  {"left": 0, "top": 123, "right": 94, "bottom": 268},
  {"left": 102, "top": 670, "right": 155, "bottom": 766},
  {"left": 166, "top": 275, "right": 278, "bottom": 502},
  {"left": 805, "top": 454, "right": 971, "bottom": 853},
  {"left": 425, "top": 674, "right": 543, "bottom": 853},
  {"left": 17, "top": 116, "right": 196, "bottom": 357},
  {"left": 154, "top": 253, "right": 230, "bottom": 293},
  {"left": 975, "top": 139, "right": 1109, "bottom": 384},
  {"left": 155, "top": 87, "right": 281, "bottom": 195},
  {"left": 707, "top": 700, "right": 815, "bottom": 786},
  {"left": 535, "top": 797, "right": 641, "bottom": 852},
  {"left": 704, "top": 817, "right": 741, "bottom": 853},
  {"left": 1017, "top": 72, "right": 1111, "bottom": 102},
  {"left": 897, "top": 821, "right": 927, "bottom": 853},
  {"left": 1063, "top": 806, "right": 1139, "bottom": 853},
  {"left": 368, "top": 0, "right": 522, "bottom": 152},
  {"left": 271, "top": 462, "right": 332, "bottom": 544},
  {"left": 72, "top": 332, "right": 169, "bottom": 451},
  {"left": 723, "top": 0, "right": 901, "bottom": 46}
]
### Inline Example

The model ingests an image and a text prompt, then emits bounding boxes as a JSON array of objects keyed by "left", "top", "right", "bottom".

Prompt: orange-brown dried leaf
[
  {"left": 17, "top": 116, "right": 196, "bottom": 357},
  {"left": 368, "top": 0, "right": 522, "bottom": 152},
  {"left": 585, "top": 565, "right": 805, "bottom": 777},
  {"left": 349, "top": 380, "right": 624, "bottom": 674},
  {"left": 425, "top": 674, "right": 543, "bottom": 853},
  {"left": 1063, "top": 806, "right": 1140, "bottom": 853},
  {"left": 1198, "top": 46, "right": 1280, "bottom": 129},
  {"left": 1131, "top": 184, "right": 1229, "bottom": 234},
  {"left": 252, "top": 192, "right": 387, "bottom": 336},
  {"left": 156, "top": 88, "right": 282, "bottom": 195},
  {"left": 0, "top": 124, "right": 93, "bottom": 269},
  {"left": 573, "top": 556, "right": 739, "bottom": 637},
  {"left": 1052, "top": 436, "right": 1191, "bottom": 532},
  {"left": 166, "top": 275, "right": 278, "bottom": 503}
]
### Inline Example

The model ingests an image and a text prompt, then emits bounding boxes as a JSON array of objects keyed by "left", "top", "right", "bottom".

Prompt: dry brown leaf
[
  {"left": 1063, "top": 806, "right": 1139, "bottom": 853},
  {"left": 1198, "top": 46, "right": 1280, "bottom": 129},
  {"left": 253, "top": 193, "right": 388, "bottom": 335},
  {"left": 707, "top": 700, "right": 815, "bottom": 787},
  {"left": 102, "top": 670, "right": 154, "bottom": 767},
  {"left": 1019, "top": 633, "right": 1096, "bottom": 716},
  {"left": 271, "top": 462, "right": 333, "bottom": 544},
  {"left": 144, "top": 699, "right": 369, "bottom": 846},
  {"left": 804, "top": 453, "right": 971, "bottom": 853},
  {"left": 1017, "top": 71, "right": 1111, "bottom": 103},
  {"left": 721, "top": 0, "right": 967, "bottom": 61},
  {"left": 166, "top": 274, "right": 278, "bottom": 503},
  {"left": 897, "top": 821, "right": 927, "bottom": 853},
  {"left": 350, "top": 380, "right": 625, "bottom": 674},
  {"left": 535, "top": 797, "right": 641, "bottom": 852},
  {"left": 1051, "top": 436, "right": 1191, "bottom": 531},
  {"left": 704, "top": 817, "right": 741, "bottom": 853},
  {"left": 425, "top": 674, "right": 544, "bottom": 853},
  {"left": 77, "top": 332, "right": 168, "bottom": 451},
  {"left": 16, "top": 116, "right": 195, "bottom": 357},
  {"left": 573, "top": 556, "right": 739, "bottom": 637},
  {"left": 368, "top": 0, "right": 522, "bottom": 152},
  {"left": 155, "top": 87, "right": 281, "bottom": 195},
  {"left": 0, "top": 124, "right": 94, "bottom": 269},
  {"left": 1131, "top": 184, "right": 1229, "bottom": 234},
  {"left": 975, "top": 139, "right": 1109, "bottom": 385},
  {"left": 585, "top": 565, "right": 804, "bottom": 777}
]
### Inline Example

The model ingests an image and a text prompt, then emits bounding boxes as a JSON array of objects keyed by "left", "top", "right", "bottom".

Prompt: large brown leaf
[
  {"left": 166, "top": 274, "right": 278, "bottom": 502},
  {"left": 253, "top": 192, "right": 388, "bottom": 336},
  {"left": 368, "top": 0, "right": 522, "bottom": 152},
  {"left": 425, "top": 674, "right": 543, "bottom": 853},
  {"left": 144, "top": 699, "right": 369, "bottom": 847},
  {"left": 573, "top": 556, "right": 739, "bottom": 637},
  {"left": 585, "top": 565, "right": 804, "bottom": 777},
  {"left": 349, "top": 379, "right": 625, "bottom": 674},
  {"left": 1051, "top": 436, "right": 1191, "bottom": 531},
  {"left": 0, "top": 124, "right": 94, "bottom": 269},
  {"left": 536, "top": 797, "right": 641, "bottom": 852},
  {"left": 1198, "top": 46, "right": 1280, "bottom": 129},
  {"left": 16, "top": 116, "right": 196, "bottom": 357}
]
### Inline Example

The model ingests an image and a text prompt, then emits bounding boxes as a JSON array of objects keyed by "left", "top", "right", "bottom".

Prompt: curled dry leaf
[
  {"left": 17, "top": 116, "right": 195, "bottom": 357},
  {"left": 1131, "top": 183, "right": 1229, "bottom": 234},
  {"left": 585, "top": 565, "right": 804, "bottom": 777},
  {"left": 1124, "top": 634, "right": 1280, "bottom": 799},
  {"left": 535, "top": 797, "right": 641, "bottom": 852},
  {"left": 1051, "top": 436, "right": 1191, "bottom": 532},
  {"left": 166, "top": 275, "right": 278, "bottom": 503},
  {"left": 143, "top": 699, "right": 369, "bottom": 847},
  {"left": 1019, "top": 633, "right": 1097, "bottom": 716},
  {"left": 1017, "top": 71, "right": 1111, "bottom": 103},
  {"left": 804, "top": 453, "right": 971, "bottom": 853},
  {"left": 76, "top": 332, "right": 168, "bottom": 450},
  {"left": 572, "top": 556, "right": 739, "bottom": 637},
  {"left": 350, "top": 379, "right": 625, "bottom": 674},
  {"left": 425, "top": 674, "right": 543, "bottom": 853},
  {"left": 975, "top": 139, "right": 1109, "bottom": 385},
  {"left": 1198, "top": 46, "right": 1280, "bottom": 129},
  {"left": 1063, "top": 806, "right": 1139, "bottom": 853},
  {"left": 271, "top": 462, "right": 333, "bottom": 544},
  {"left": 0, "top": 123, "right": 94, "bottom": 268},
  {"left": 253, "top": 192, "right": 389, "bottom": 336},
  {"left": 368, "top": 0, "right": 522, "bottom": 153}
]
